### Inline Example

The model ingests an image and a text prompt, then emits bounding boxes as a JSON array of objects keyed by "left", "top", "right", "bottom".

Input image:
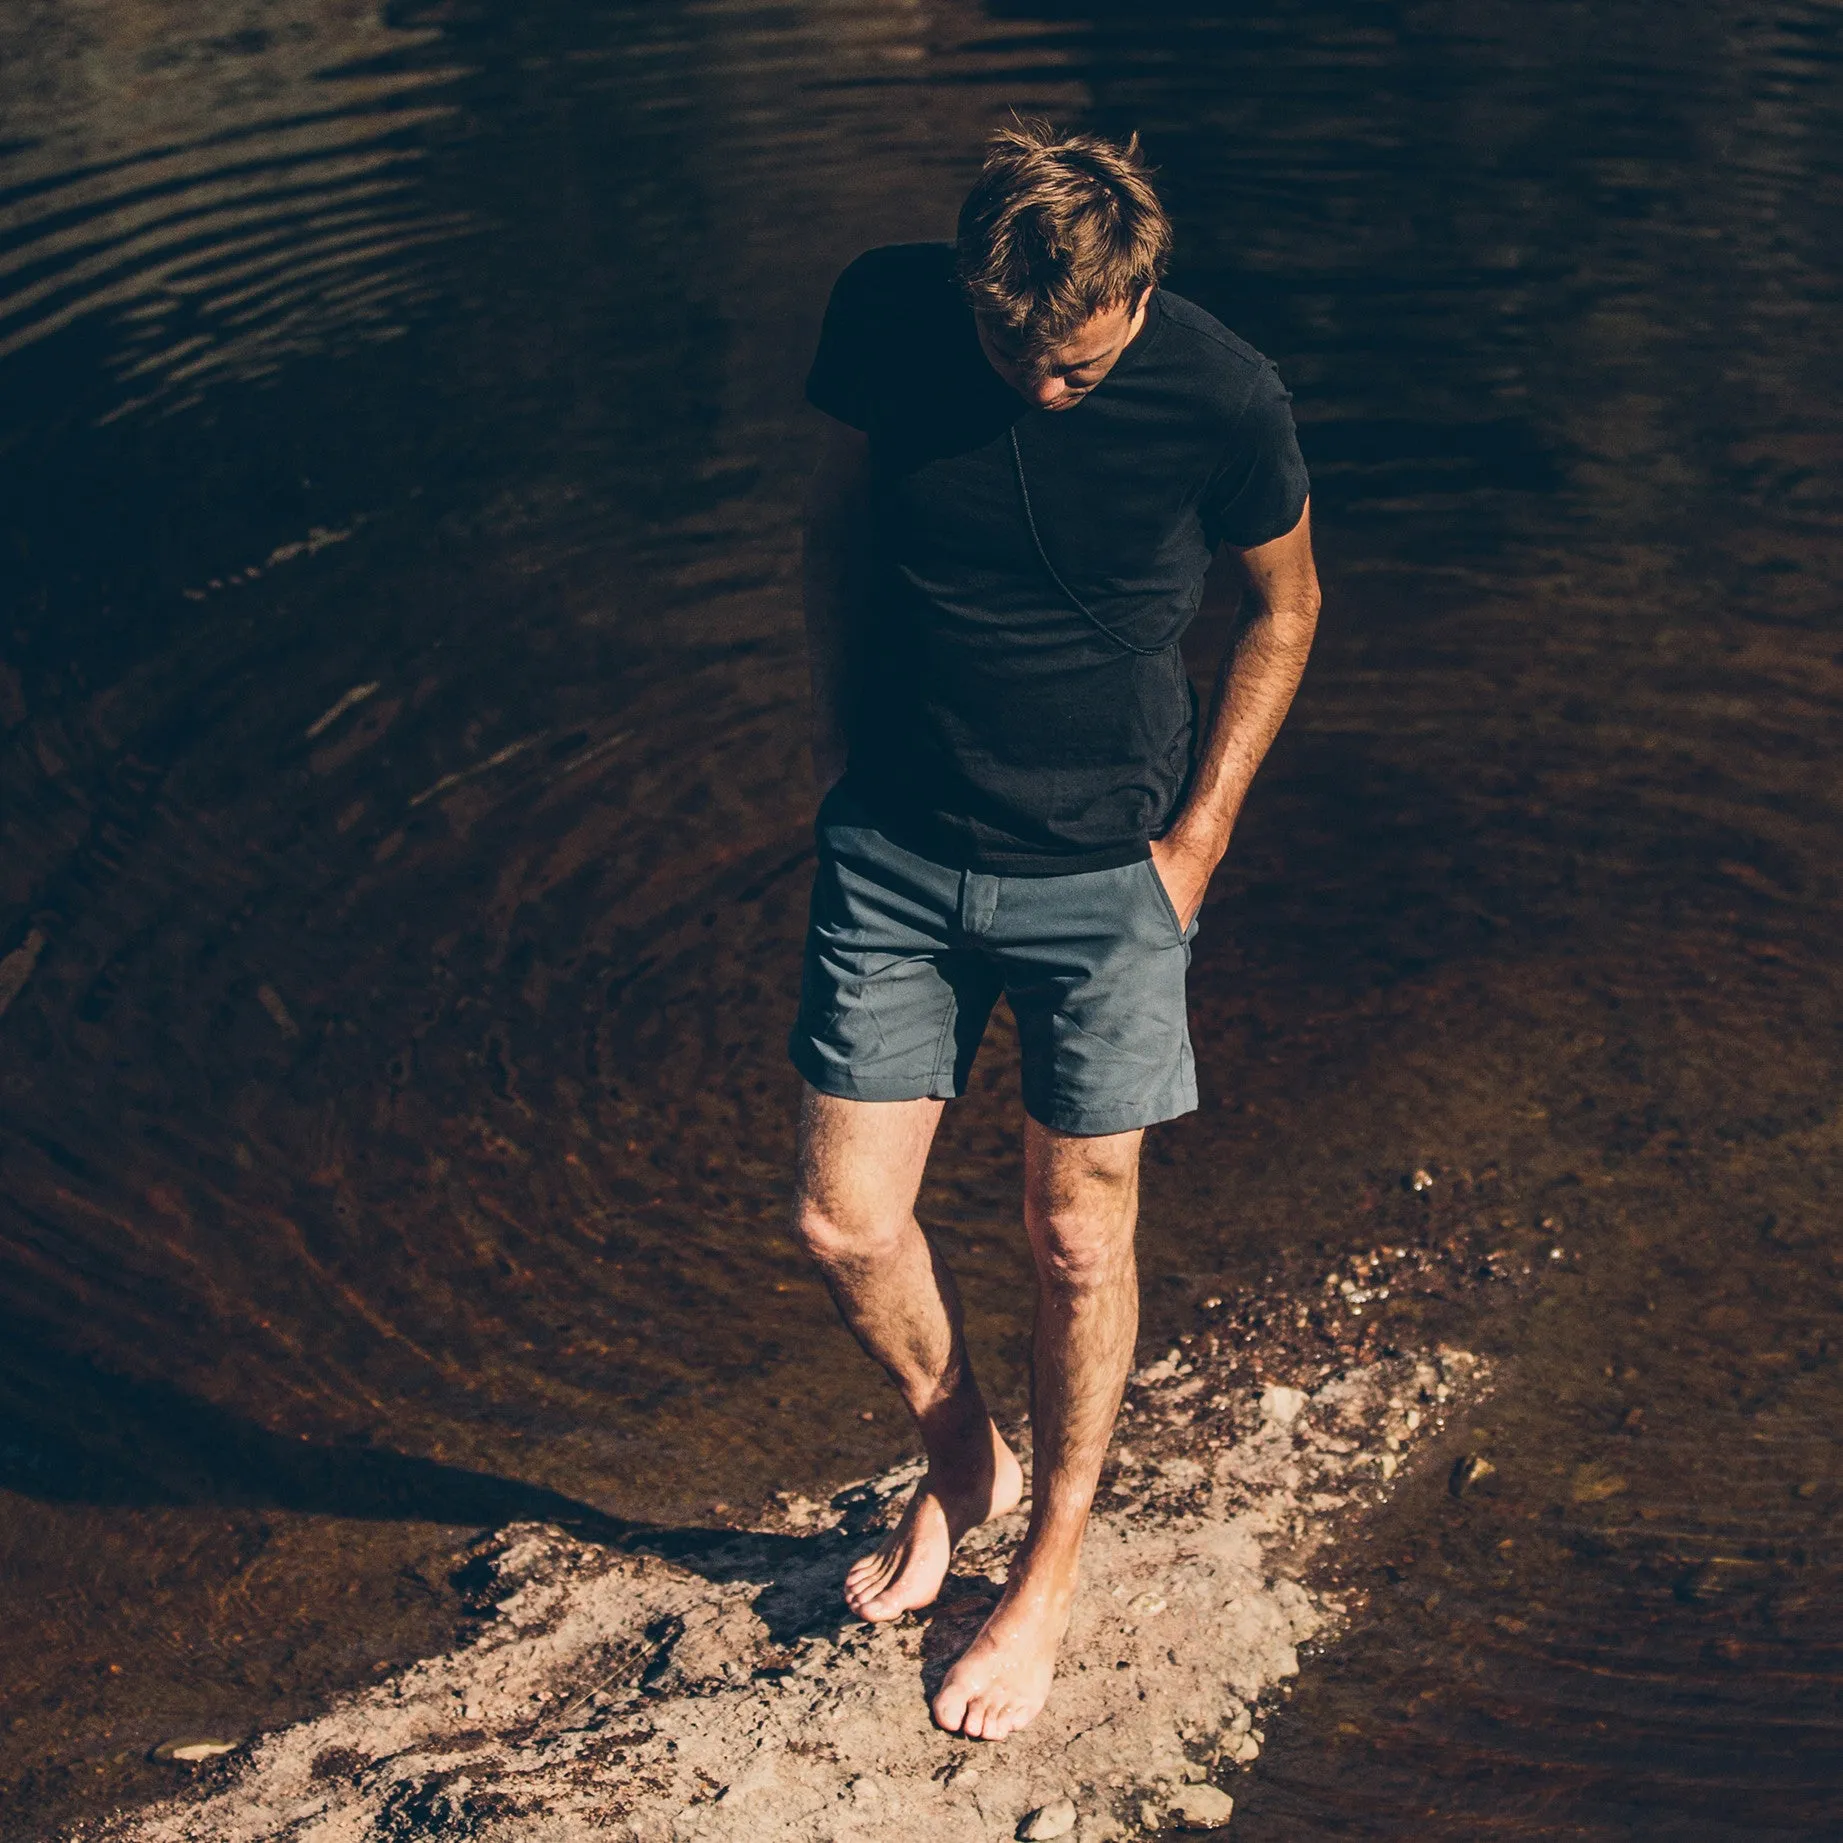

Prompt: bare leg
[
  {"left": 791, "top": 1085, "right": 1023, "bottom": 1621},
  {"left": 932, "top": 1117, "right": 1141, "bottom": 1740}
]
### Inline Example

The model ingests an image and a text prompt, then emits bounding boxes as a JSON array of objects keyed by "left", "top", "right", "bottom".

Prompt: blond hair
[{"left": 956, "top": 119, "right": 1172, "bottom": 359}]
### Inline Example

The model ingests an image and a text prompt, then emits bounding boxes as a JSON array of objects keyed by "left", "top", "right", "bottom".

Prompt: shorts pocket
[{"left": 1141, "top": 853, "right": 1191, "bottom": 943}]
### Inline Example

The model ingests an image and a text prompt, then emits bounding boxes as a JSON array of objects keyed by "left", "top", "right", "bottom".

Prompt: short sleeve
[
  {"left": 1200, "top": 364, "right": 1310, "bottom": 550},
  {"left": 804, "top": 254, "right": 879, "bottom": 430}
]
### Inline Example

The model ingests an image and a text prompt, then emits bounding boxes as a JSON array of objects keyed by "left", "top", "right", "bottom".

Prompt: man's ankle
[
  {"left": 911, "top": 1381, "right": 993, "bottom": 1457},
  {"left": 1010, "top": 1519, "right": 1089, "bottom": 1586}
]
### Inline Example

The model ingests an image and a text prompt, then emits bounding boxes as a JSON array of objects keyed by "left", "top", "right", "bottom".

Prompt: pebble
[
  {"left": 1259, "top": 1386, "right": 1307, "bottom": 1429},
  {"left": 1449, "top": 1453, "right": 1494, "bottom": 1497},
  {"left": 1570, "top": 1463, "right": 1628, "bottom": 1504},
  {"left": 1155, "top": 1458, "right": 1205, "bottom": 1487},
  {"left": 1166, "top": 1784, "right": 1235, "bottom": 1828},
  {"left": 0, "top": 927, "right": 48, "bottom": 1021},
  {"left": 1016, "top": 1795, "right": 1078, "bottom": 1839},
  {"left": 151, "top": 1737, "right": 239, "bottom": 1765},
  {"left": 256, "top": 982, "right": 299, "bottom": 1038}
]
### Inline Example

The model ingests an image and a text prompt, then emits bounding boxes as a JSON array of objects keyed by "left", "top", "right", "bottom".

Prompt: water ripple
[{"left": 0, "top": 5, "right": 471, "bottom": 408}]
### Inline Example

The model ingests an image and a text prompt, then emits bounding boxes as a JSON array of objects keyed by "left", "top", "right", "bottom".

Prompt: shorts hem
[
  {"left": 1022, "top": 1084, "right": 1198, "bottom": 1138},
  {"left": 789, "top": 1036, "right": 961, "bottom": 1104}
]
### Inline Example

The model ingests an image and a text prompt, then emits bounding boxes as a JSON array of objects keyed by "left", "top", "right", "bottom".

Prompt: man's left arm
[{"left": 1149, "top": 501, "right": 1322, "bottom": 928}]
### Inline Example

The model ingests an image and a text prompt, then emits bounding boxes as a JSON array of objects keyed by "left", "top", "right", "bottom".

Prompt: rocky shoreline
[{"left": 73, "top": 1226, "right": 1506, "bottom": 1843}]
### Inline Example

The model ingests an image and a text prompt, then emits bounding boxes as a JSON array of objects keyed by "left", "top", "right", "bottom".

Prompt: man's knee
[
  {"left": 1026, "top": 1173, "right": 1138, "bottom": 1294},
  {"left": 793, "top": 1088, "right": 939, "bottom": 1269},
  {"left": 1030, "top": 1213, "right": 1136, "bottom": 1294},
  {"left": 1024, "top": 1128, "right": 1140, "bottom": 1293},
  {"left": 792, "top": 1190, "right": 908, "bottom": 1269}
]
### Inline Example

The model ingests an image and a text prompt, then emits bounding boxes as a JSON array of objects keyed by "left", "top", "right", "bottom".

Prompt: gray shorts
[{"left": 789, "top": 786, "right": 1199, "bottom": 1137}]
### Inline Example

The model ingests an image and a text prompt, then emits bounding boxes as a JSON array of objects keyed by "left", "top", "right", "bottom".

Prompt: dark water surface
[{"left": 2, "top": 1, "right": 1839, "bottom": 1835}]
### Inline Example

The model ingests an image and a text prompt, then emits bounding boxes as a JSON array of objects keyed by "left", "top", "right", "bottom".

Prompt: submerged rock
[
  {"left": 148, "top": 1739, "right": 238, "bottom": 1767},
  {"left": 1449, "top": 1453, "right": 1496, "bottom": 1497}
]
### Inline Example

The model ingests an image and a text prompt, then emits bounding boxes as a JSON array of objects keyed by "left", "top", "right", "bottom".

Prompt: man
[{"left": 789, "top": 120, "right": 1321, "bottom": 1742}]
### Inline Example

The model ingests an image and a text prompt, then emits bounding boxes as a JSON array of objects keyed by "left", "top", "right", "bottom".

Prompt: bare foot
[
  {"left": 843, "top": 1422, "right": 1022, "bottom": 1623},
  {"left": 930, "top": 1562, "right": 1074, "bottom": 1740}
]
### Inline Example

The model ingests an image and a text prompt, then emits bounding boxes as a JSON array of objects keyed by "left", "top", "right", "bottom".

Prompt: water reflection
[
  {"left": 0, "top": 3, "right": 468, "bottom": 409},
  {"left": 1, "top": 0, "right": 1839, "bottom": 1836}
]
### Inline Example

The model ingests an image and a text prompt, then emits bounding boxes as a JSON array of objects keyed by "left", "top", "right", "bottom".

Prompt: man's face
[{"left": 974, "top": 287, "right": 1151, "bottom": 411}]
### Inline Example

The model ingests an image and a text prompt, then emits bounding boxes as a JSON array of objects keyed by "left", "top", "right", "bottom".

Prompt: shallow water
[{"left": 1, "top": 1, "right": 1839, "bottom": 1835}]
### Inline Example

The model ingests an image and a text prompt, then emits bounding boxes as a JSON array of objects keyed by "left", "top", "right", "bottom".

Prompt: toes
[
  {"left": 931, "top": 1682, "right": 970, "bottom": 1735},
  {"left": 1005, "top": 1694, "right": 1044, "bottom": 1737},
  {"left": 844, "top": 1551, "right": 896, "bottom": 1601},
  {"left": 946, "top": 1681, "right": 1039, "bottom": 1742},
  {"left": 864, "top": 1576, "right": 935, "bottom": 1620},
  {"left": 843, "top": 1576, "right": 884, "bottom": 1616},
  {"left": 852, "top": 1568, "right": 911, "bottom": 1620}
]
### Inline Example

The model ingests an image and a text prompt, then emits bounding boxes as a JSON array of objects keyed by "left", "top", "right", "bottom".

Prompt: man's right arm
[{"left": 801, "top": 420, "right": 872, "bottom": 796}]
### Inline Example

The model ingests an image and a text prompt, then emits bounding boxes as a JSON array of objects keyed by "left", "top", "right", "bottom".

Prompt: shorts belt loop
[{"left": 959, "top": 869, "right": 999, "bottom": 940}]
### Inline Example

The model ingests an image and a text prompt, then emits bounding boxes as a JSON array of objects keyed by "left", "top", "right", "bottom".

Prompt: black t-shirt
[{"left": 806, "top": 241, "right": 1309, "bottom": 874}]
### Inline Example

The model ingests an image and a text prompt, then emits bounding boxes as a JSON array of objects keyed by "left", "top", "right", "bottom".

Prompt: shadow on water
[
  {"left": 0, "top": 1320, "right": 623, "bottom": 1533},
  {"left": 0, "top": 1315, "right": 858, "bottom": 1612}
]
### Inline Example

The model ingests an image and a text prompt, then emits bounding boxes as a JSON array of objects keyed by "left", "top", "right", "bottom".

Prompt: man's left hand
[{"left": 1147, "top": 831, "right": 1220, "bottom": 933}]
